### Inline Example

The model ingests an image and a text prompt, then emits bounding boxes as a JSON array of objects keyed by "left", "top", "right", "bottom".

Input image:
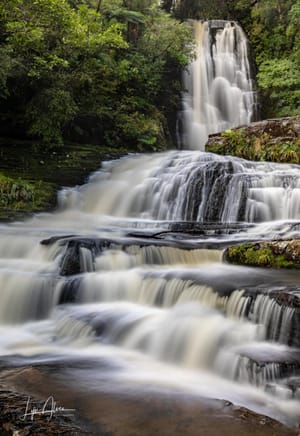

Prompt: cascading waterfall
[
  {"left": 0, "top": 152, "right": 300, "bottom": 426},
  {"left": 0, "top": 22, "right": 299, "bottom": 428},
  {"left": 181, "top": 20, "right": 257, "bottom": 150},
  {"left": 60, "top": 152, "right": 300, "bottom": 224}
]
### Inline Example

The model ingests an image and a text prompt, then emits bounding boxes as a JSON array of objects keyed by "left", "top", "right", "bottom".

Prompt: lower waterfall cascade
[
  {"left": 181, "top": 20, "right": 257, "bottom": 150},
  {"left": 0, "top": 150, "right": 300, "bottom": 428}
]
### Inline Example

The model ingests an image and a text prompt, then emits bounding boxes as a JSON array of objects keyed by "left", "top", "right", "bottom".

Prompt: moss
[
  {"left": 0, "top": 173, "right": 56, "bottom": 220},
  {"left": 0, "top": 140, "right": 131, "bottom": 221},
  {"left": 206, "top": 125, "right": 300, "bottom": 164},
  {"left": 225, "top": 243, "right": 300, "bottom": 269}
]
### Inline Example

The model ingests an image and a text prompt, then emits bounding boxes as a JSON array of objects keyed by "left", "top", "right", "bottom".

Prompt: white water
[
  {"left": 181, "top": 20, "right": 256, "bottom": 150},
  {"left": 59, "top": 152, "right": 300, "bottom": 224},
  {"left": 0, "top": 151, "right": 300, "bottom": 427},
  {"left": 0, "top": 20, "right": 299, "bottom": 427}
]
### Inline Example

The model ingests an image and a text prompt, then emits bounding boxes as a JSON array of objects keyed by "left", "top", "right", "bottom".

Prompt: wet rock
[
  {"left": 0, "top": 382, "right": 87, "bottom": 435},
  {"left": 236, "top": 354, "right": 300, "bottom": 391},
  {"left": 41, "top": 224, "right": 255, "bottom": 270},
  {"left": 40, "top": 235, "right": 76, "bottom": 246},
  {"left": 208, "top": 116, "right": 300, "bottom": 143},
  {"left": 206, "top": 116, "right": 300, "bottom": 163},
  {"left": 59, "top": 239, "right": 104, "bottom": 276},
  {"left": 274, "top": 289, "right": 300, "bottom": 309},
  {"left": 224, "top": 240, "right": 300, "bottom": 269},
  {"left": 1, "top": 365, "right": 299, "bottom": 436},
  {"left": 58, "top": 277, "right": 82, "bottom": 304},
  {"left": 235, "top": 285, "right": 300, "bottom": 346}
]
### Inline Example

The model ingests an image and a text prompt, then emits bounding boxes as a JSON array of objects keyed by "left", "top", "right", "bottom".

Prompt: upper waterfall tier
[
  {"left": 60, "top": 152, "right": 300, "bottom": 223},
  {"left": 181, "top": 20, "right": 257, "bottom": 150}
]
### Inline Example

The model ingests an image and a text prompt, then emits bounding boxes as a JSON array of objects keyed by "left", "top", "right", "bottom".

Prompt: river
[{"left": 0, "top": 151, "right": 299, "bottom": 433}]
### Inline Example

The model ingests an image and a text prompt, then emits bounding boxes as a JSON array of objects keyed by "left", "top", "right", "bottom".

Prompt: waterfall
[
  {"left": 0, "top": 161, "right": 300, "bottom": 424},
  {"left": 59, "top": 151, "right": 300, "bottom": 224},
  {"left": 181, "top": 20, "right": 257, "bottom": 150}
]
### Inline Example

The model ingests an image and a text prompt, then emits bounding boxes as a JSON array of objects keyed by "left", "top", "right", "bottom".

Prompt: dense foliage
[
  {"left": 0, "top": 172, "right": 55, "bottom": 217},
  {"left": 164, "top": 0, "right": 300, "bottom": 118},
  {"left": 0, "top": 0, "right": 193, "bottom": 148},
  {"left": 1, "top": 0, "right": 299, "bottom": 148},
  {"left": 207, "top": 125, "right": 300, "bottom": 163},
  {"left": 248, "top": 0, "right": 300, "bottom": 117}
]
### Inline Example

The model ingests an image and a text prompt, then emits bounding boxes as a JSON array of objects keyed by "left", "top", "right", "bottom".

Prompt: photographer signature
[{"left": 20, "top": 396, "right": 75, "bottom": 421}]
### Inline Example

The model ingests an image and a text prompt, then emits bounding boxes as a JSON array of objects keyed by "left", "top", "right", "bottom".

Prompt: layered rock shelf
[{"left": 206, "top": 116, "right": 300, "bottom": 163}]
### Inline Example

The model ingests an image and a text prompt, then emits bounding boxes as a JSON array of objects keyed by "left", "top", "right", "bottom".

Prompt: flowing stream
[
  {"left": 0, "top": 151, "right": 300, "bottom": 427},
  {"left": 0, "top": 20, "right": 300, "bottom": 432}
]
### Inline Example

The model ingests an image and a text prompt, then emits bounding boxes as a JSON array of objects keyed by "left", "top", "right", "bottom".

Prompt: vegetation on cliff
[
  {"left": 206, "top": 116, "right": 300, "bottom": 163},
  {"left": 0, "top": 141, "right": 129, "bottom": 220},
  {"left": 0, "top": 172, "right": 55, "bottom": 219}
]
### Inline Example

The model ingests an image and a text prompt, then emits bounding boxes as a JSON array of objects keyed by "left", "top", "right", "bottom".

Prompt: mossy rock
[
  {"left": 206, "top": 116, "right": 300, "bottom": 163},
  {"left": 224, "top": 240, "right": 300, "bottom": 269},
  {"left": 0, "top": 140, "right": 130, "bottom": 221}
]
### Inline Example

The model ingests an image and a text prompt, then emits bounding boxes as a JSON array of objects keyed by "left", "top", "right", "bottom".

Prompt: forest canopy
[
  {"left": 0, "top": 0, "right": 193, "bottom": 147},
  {"left": 0, "top": 0, "right": 299, "bottom": 148}
]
